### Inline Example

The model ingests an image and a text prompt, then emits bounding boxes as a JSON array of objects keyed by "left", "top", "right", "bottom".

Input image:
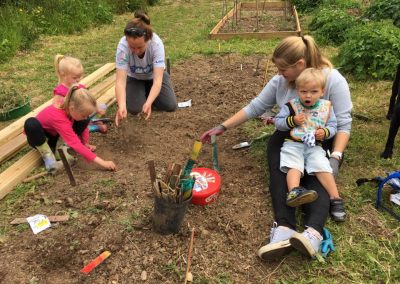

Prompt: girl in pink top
[
  {"left": 24, "top": 85, "right": 116, "bottom": 172},
  {"left": 53, "top": 54, "right": 107, "bottom": 135}
]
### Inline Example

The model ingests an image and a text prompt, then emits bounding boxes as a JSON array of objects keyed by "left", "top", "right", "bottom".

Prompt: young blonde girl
[
  {"left": 24, "top": 85, "right": 116, "bottom": 173},
  {"left": 53, "top": 54, "right": 85, "bottom": 107},
  {"left": 54, "top": 54, "right": 107, "bottom": 141}
]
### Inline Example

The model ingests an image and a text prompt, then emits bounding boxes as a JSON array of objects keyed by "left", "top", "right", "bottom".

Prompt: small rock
[
  {"left": 65, "top": 197, "right": 74, "bottom": 207},
  {"left": 186, "top": 272, "right": 193, "bottom": 282},
  {"left": 55, "top": 200, "right": 63, "bottom": 204},
  {"left": 141, "top": 270, "right": 147, "bottom": 281}
]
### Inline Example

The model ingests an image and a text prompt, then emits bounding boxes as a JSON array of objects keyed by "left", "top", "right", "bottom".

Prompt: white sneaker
[
  {"left": 257, "top": 222, "right": 297, "bottom": 261},
  {"left": 43, "top": 155, "right": 63, "bottom": 175},
  {"left": 290, "top": 227, "right": 322, "bottom": 258}
]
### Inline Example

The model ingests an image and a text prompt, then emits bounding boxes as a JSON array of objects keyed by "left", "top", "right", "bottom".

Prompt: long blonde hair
[
  {"left": 54, "top": 54, "right": 84, "bottom": 84},
  {"left": 272, "top": 35, "right": 332, "bottom": 69},
  {"left": 61, "top": 84, "right": 96, "bottom": 115}
]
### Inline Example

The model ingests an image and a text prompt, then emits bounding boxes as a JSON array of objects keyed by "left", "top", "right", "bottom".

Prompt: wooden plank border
[{"left": 209, "top": 1, "right": 301, "bottom": 40}]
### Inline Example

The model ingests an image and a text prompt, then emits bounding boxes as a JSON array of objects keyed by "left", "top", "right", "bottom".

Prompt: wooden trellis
[{"left": 209, "top": 1, "right": 301, "bottom": 40}]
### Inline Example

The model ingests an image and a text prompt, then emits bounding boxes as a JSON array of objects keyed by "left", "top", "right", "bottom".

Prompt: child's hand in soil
[
  {"left": 86, "top": 144, "right": 96, "bottom": 151},
  {"left": 94, "top": 157, "right": 116, "bottom": 171}
]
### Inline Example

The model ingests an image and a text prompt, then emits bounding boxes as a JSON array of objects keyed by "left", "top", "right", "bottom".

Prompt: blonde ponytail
[{"left": 62, "top": 84, "right": 96, "bottom": 116}]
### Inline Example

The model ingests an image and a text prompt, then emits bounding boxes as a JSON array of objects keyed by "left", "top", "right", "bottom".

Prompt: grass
[{"left": 0, "top": 0, "right": 400, "bottom": 282}]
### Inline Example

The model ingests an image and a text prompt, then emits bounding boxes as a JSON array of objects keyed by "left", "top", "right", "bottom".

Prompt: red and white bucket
[{"left": 190, "top": 168, "right": 221, "bottom": 205}]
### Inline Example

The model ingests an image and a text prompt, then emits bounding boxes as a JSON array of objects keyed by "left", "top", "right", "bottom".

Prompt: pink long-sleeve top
[
  {"left": 52, "top": 83, "right": 90, "bottom": 145},
  {"left": 36, "top": 105, "right": 96, "bottom": 162},
  {"left": 53, "top": 83, "right": 86, "bottom": 97}
]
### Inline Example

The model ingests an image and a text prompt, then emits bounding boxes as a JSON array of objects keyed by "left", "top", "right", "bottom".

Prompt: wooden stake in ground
[
  {"left": 184, "top": 227, "right": 195, "bottom": 284},
  {"left": 263, "top": 59, "right": 270, "bottom": 86},
  {"left": 57, "top": 148, "right": 76, "bottom": 186},
  {"left": 23, "top": 171, "right": 48, "bottom": 183}
]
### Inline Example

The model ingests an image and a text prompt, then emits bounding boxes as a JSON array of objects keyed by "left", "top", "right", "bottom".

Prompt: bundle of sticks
[{"left": 147, "top": 161, "right": 194, "bottom": 204}]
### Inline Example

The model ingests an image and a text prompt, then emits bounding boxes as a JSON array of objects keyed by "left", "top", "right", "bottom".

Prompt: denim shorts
[{"left": 280, "top": 140, "right": 332, "bottom": 175}]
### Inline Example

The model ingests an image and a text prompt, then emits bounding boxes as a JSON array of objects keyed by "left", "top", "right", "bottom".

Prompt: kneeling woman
[{"left": 114, "top": 10, "right": 177, "bottom": 125}]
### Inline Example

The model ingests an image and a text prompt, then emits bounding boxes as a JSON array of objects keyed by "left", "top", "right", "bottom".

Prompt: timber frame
[{"left": 209, "top": 1, "right": 301, "bottom": 40}]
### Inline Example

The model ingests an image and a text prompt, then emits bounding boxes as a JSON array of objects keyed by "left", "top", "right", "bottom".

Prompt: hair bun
[{"left": 134, "top": 10, "right": 150, "bottom": 25}]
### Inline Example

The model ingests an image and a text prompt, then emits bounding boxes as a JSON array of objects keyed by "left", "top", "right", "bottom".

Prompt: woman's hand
[
  {"left": 94, "top": 157, "right": 117, "bottom": 171},
  {"left": 142, "top": 101, "right": 152, "bottom": 120},
  {"left": 115, "top": 105, "right": 127, "bottom": 126},
  {"left": 200, "top": 124, "right": 226, "bottom": 143}
]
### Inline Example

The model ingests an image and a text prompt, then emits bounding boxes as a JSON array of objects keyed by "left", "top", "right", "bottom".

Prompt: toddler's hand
[
  {"left": 294, "top": 113, "right": 305, "bottom": 125},
  {"left": 315, "top": 128, "right": 325, "bottom": 141}
]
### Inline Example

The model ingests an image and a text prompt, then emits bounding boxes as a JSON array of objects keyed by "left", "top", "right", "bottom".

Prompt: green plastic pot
[{"left": 0, "top": 100, "right": 31, "bottom": 121}]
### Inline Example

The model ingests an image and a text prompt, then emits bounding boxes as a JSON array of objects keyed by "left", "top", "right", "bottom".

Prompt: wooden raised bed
[{"left": 209, "top": 1, "right": 301, "bottom": 40}]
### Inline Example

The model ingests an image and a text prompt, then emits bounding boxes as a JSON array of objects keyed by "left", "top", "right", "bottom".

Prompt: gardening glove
[
  {"left": 320, "top": 228, "right": 335, "bottom": 258},
  {"left": 200, "top": 124, "right": 226, "bottom": 144},
  {"left": 329, "top": 157, "right": 340, "bottom": 178},
  {"left": 260, "top": 115, "right": 275, "bottom": 125},
  {"left": 302, "top": 132, "right": 316, "bottom": 147}
]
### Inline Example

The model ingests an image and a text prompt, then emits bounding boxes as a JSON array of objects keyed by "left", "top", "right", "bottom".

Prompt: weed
[
  {"left": 119, "top": 211, "right": 141, "bottom": 232},
  {"left": 162, "top": 262, "right": 182, "bottom": 278},
  {"left": 16, "top": 223, "right": 29, "bottom": 232}
]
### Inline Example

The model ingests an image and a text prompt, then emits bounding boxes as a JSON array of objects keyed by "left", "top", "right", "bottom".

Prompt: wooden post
[{"left": 58, "top": 148, "right": 76, "bottom": 186}]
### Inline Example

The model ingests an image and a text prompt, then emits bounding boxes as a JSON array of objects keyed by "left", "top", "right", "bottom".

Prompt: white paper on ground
[
  {"left": 26, "top": 214, "right": 51, "bottom": 234},
  {"left": 390, "top": 192, "right": 400, "bottom": 206},
  {"left": 178, "top": 99, "right": 192, "bottom": 108}
]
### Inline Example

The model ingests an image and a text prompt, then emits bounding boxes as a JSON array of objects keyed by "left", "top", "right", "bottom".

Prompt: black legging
[
  {"left": 24, "top": 117, "right": 89, "bottom": 152},
  {"left": 267, "top": 130, "right": 332, "bottom": 234}
]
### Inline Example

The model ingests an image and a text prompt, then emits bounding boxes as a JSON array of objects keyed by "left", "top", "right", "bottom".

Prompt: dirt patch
[
  {"left": 220, "top": 9, "right": 296, "bottom": 33},
  {"left": 0, "top": 54, "right": 298, "bottom": 283}
]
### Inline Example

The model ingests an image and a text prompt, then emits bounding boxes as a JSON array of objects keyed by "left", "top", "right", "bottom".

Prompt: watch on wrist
[{"left": 331, "top": 151, "right": 342, "bottom": 160}]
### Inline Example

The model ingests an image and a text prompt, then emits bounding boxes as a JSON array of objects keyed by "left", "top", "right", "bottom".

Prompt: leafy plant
[
  {"left": 364, "top": 0, "right": 400, "bottom": 27},
  {"left": 291, "top": 0, "right": 323, "bottom": 13},
  {"left": 322, "top": 0, "right": 361, "bottom": 9},
  {"left": 0, "top": 84, "right": 29, "bottom": 112},
  {"left": 309, "top": 7, "right": 357, "bottom": 45},
  {"left": 336, "top": 20, "right": 400, "bottom": 80}
]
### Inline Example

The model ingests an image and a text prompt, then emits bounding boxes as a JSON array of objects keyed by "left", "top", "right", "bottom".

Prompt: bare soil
[
  {"left": 219, "top": 9, "right": 296, "bottom": 33},
  {"left": 0, "top": 54, "right": 301, "bottom": 283}
]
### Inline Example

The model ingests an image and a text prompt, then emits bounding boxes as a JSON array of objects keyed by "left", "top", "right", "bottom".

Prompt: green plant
[
  {"left": 309, "top": 7, "right": 357, "bottom": 45},
  {"left": 322, "top": 0, "right": 361, "bottom": 9},
  {"left": 336, "top": 20, "right": 400, "bottom": 80},
  {"left": 0, "top": 84, "right": 29, "bottom": 112},
  {"left": 291, "top": 0, "right": 323, "bottom": 13},
  {"left": 364, "top": 0, "right": 400, "bottom": 27}
]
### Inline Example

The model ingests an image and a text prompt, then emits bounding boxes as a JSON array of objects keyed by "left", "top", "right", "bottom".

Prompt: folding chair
[{"left": 376, "top": 171, "right": 400, "bottom": 221}]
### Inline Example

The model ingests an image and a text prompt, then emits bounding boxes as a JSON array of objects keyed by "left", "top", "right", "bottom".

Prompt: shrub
[
  {"left": 322, "top": 0, "right": 361, "bottom": 9},
  {"left": 309, "top": 7, "right": 357, "bottom": 45},
  {"left": 336, "top": 20, "right": 400, "bottom": 80},
  {"left": 364, "top": 0, "right": 400, "bottom": 27},
  {"left": 0, "top": 5, "right": 40, "bottom": 61},
  {"left": 291, "top": 0, "right": 323, "bottom": 13},
  {"left": 24, "top": 0, "right": 114, "bottom": 35}
]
